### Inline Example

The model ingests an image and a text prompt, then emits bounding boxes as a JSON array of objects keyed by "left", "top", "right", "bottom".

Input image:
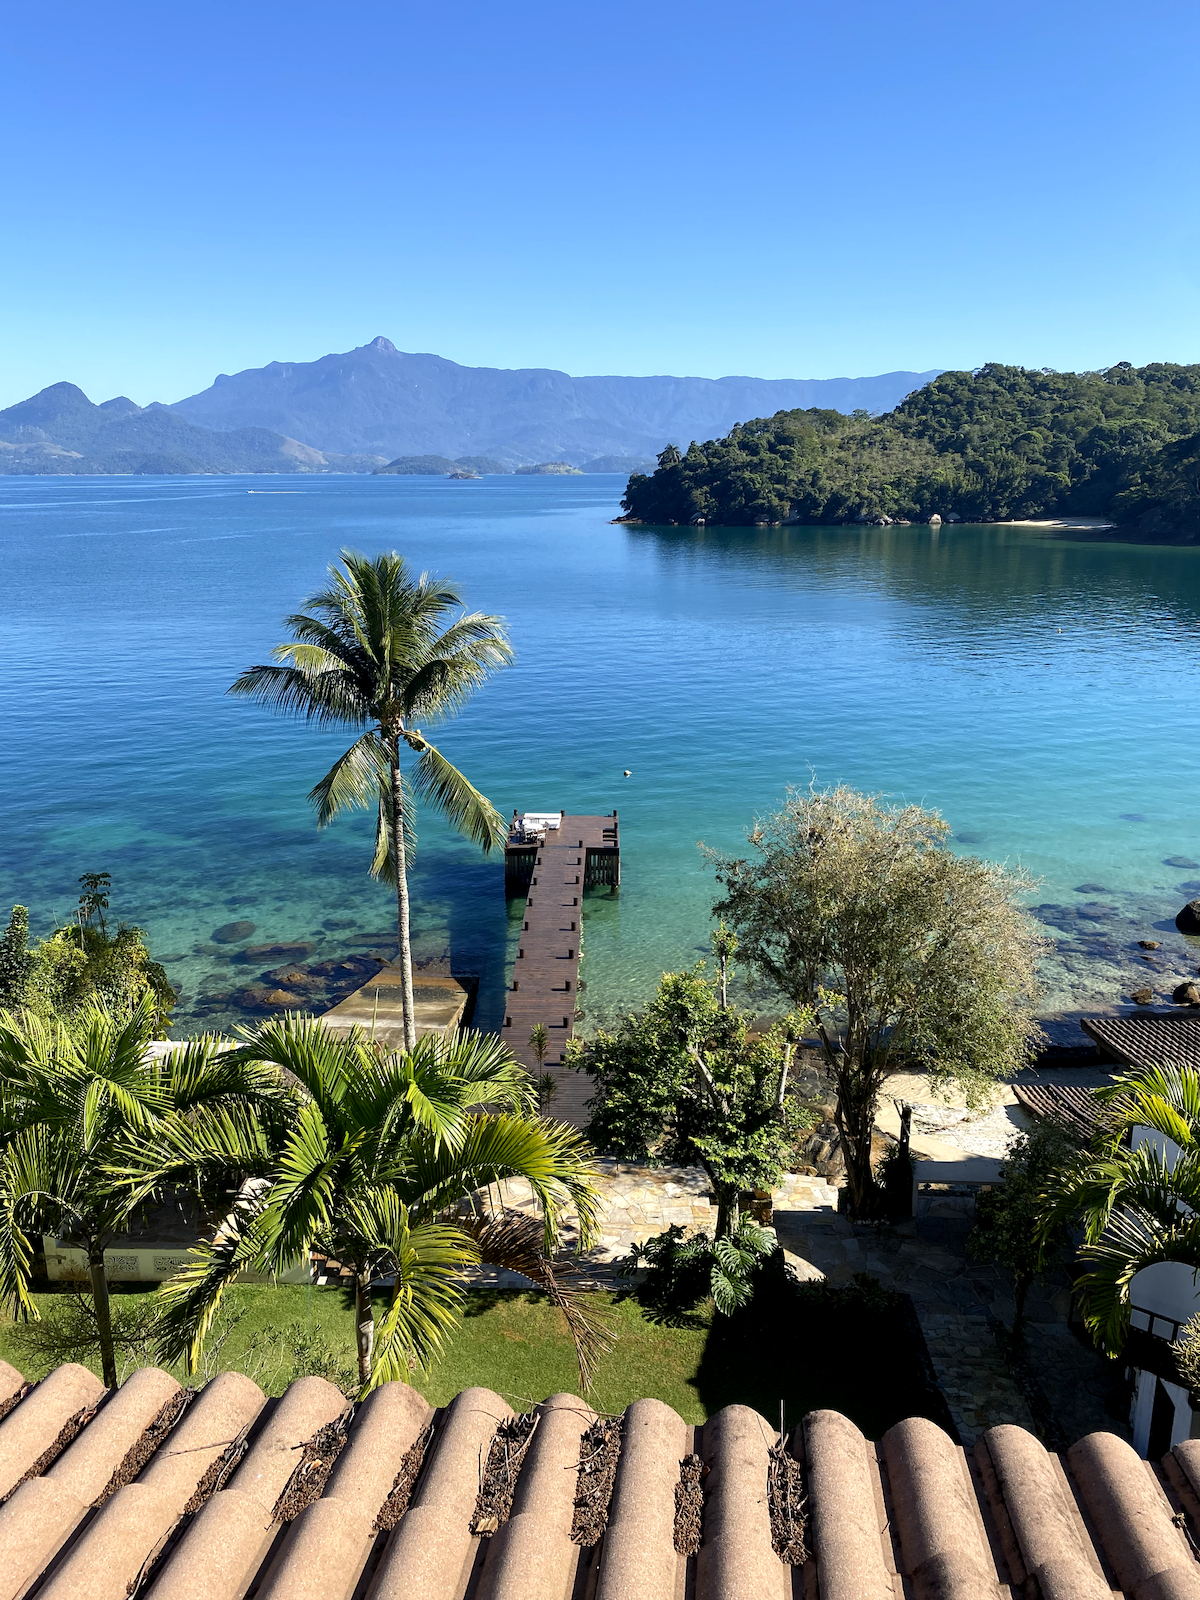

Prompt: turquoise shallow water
[{"left": 1, "top": 474, "right": 1198, "bottom": 1042}]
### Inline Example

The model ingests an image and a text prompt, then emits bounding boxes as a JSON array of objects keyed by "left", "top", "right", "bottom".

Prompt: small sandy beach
[{"left": 998, "top": 516, "right": 1116, "bottom": 531}]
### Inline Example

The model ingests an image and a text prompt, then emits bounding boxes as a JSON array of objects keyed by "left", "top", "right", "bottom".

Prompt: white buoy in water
[{"left": 623, "top": 770, "right": 631, "bottom": 777}]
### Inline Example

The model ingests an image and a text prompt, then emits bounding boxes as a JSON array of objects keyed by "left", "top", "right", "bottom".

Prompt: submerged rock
[
  {"left": 1131, "top": 987, "right": 1155, "bottom": 1005},
  {"left": 1139, "top": 940, "right": 1162, "bottom": 949},
  {"left": 239, "top": 940, "right": 316, "bottom": 961},
  {"left": 1176, "top": 901, "right": 1200, "bottom": 935},
  {"left": 212, "top": 920, "right": 256, "bottom": 943},
  {"left": 1165, "top": 856, "right": 1200, "bottom": 870}
]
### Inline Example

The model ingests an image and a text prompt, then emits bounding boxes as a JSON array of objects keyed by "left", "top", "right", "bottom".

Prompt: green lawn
[
  {"left": 0, "top": 1284, "right": 712, "bottom": 1419},
  {"left": 0, "top": 1270, "right": 950, "bottom": 1437}
]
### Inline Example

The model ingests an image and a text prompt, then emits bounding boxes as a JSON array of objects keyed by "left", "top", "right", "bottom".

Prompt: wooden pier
[{"left": 503, "top": 810, "right": 619, "bottom": 1127}]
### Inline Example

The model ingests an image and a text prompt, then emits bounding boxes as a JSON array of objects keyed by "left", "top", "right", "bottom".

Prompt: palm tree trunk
[
  {"left": 354, "top": 1270, "right": 375, "bottom": 1387},
  {"left": 89, "top": 1251, "right": 117, "bottom": 1388},
  {"left": 389, "top": 749, "right": 417, "bottom": 1052}
]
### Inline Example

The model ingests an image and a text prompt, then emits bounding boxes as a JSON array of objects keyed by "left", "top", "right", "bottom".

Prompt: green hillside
[{"left": 619, "top": 363, "right": 1200, "bottom": 540}]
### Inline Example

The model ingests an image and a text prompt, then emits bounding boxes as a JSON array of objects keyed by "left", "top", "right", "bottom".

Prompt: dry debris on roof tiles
[
  {"left": 570, "top": 1414, "right": 621, "bottom": 1546},
  {"left": 470, "top": 1409, "right": 538, "bottom": 1536},
  {"left": 767, "top": 1436, "right": 807, "bottom": 1565},
  {"left": 673, "top": 1451, "right": 705, "bottom": 1555},
  {"left": 373, "top": 1423, "right": 432, "bottom": 1532},
  {"left": 94, "top": 1385, "right": 195, "bottom": 1506},
  {"left": 271, "top": 1413, "right": 350, "bottom": 1521},
  {"left": 1, "top": 1361, "right": 1200, "bottom": 1598}
]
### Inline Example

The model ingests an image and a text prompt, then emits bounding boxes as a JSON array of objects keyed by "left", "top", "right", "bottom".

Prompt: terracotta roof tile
[
  {"left": 594, "top": 1398, "right": 686, "bottom": 1600},
  {"left": 0, "top": 1362, "right": 1197, "bottom": 1598},
  {"left": 0, "top": 1365, "right": 180, "bottom": 1600},
  {"left": 372, "top": 1386, "right": 513, "bottom": 1600},
  {"left": 0, "top": 1362, "right": 106, "bottom": 1502},
  {"left": 39, "top": 1370, "right": 267, "bottom": 1600},
  {"left": 880, "top": 1415, "right": 999, "bottom": 1598},
  {"left": 476, "top": 1393, "right": 596, "bottom": 1600},
  {"left": 1081, "top": 1014, "right": 1200, "bottom": 1072}
]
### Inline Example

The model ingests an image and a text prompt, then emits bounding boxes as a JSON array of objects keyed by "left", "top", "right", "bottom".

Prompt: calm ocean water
[{"left": 1, "top": 473, "right": 1198, "bottom": 1043}]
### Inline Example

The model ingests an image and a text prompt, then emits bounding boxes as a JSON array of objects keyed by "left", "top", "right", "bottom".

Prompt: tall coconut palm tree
[
  {"left": 125, "top": 1016, "right": 607, "bottom": 1392},
  {"left": 1039, "top": 1063, "right": 1200, "bottom": 1354},
  {"left": 0, "top": 994, "right": 288, "bottom": 1386},
  {"left": 229, "top": 552, "right": 513, "bottom": 1051}
]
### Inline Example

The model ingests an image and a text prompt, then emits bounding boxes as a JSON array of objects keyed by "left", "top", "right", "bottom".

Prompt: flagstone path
[{"left": 481, "top": 1156, "right": 1129, "bottom": 1450}]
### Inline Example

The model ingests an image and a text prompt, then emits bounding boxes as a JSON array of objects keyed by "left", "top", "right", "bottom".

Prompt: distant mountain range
[
  {"left": 0, "top": 339, "right": 943, "bottom": 476},
  {"left": 0, "top": 382, "right": 383, "bottom": 476},
  {"left": 173, "top": 338, "right": 942, "bottom": 466}
]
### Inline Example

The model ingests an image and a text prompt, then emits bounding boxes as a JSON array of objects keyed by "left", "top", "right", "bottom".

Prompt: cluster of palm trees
[
  {"left": 0, "top": 549, "right": 614, "bottom": 1398},
  {"left": 0, "top": 995, "right": 604, "bottom": 1393}
]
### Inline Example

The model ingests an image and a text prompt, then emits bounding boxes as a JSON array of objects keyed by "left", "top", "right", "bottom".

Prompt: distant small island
[
  {"left": 374, "top": 454, "right": 509, "bottom": 476},
  {"left": 515, "top": 462, "right": 583, "bottom": 475},
  {"left": 619, "top": 362, "right": 1200, "bottom": 542}
]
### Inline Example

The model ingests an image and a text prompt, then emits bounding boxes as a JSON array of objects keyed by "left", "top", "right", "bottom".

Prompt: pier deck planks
[{"left": 503, "top": 812, "right": 618, "bottom": 1127}]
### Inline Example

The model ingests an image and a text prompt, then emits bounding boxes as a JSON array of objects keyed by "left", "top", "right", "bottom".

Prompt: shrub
[{"left": 619, "top": 1218, "right": 776, "bottom": 1318}]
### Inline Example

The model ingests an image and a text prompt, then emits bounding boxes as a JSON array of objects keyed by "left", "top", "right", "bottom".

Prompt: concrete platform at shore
[{"left": 319, "top": 957, "right": 473, "bottom": 1046}]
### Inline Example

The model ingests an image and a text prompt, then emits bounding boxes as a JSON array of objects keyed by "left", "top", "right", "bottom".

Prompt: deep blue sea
[{"left": 2, "top": 473, "right": 1198, "bottom": 1042}]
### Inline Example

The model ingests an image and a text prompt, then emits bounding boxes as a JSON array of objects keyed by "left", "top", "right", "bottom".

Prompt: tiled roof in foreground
[{"left": 3, "top": 1360, "right": 1200, "bottom": 1599}]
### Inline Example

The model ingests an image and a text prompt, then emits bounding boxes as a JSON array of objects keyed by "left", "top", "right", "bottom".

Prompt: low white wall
[{"left": 42, "top": 1237, "right": 311, "bottom": 1285}]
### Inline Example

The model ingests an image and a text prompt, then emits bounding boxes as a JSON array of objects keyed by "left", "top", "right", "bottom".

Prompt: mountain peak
[{"left": 366, "top": 336, "right": 397, "bottom": 355}]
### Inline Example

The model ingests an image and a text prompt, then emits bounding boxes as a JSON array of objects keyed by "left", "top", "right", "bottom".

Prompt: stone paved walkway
[{"left": 480, "top": 1156, "right": 1129, "bottom": 1450}]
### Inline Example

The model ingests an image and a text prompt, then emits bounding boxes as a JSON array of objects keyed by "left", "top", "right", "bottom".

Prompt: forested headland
[{"left": 619, "top": 363, "right": 1200, "bottom": 540}]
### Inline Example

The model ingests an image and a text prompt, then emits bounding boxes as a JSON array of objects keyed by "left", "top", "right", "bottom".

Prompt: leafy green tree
[
  {"left": 28, "top": 920, "right": 175, "bottom": 1035},
  {"left": 573, "top": 948, "right": 808, "bottom": 1239},
  {"left": 126, "top": 1017, "right": 605, "bottom": 1392},
  {"left": 0, "top": 995, "right": 287, "bottom": 1386},
  {"left": 709, "top": 785, "right": 1045, "bottom": 1217},
  {"left": 1040, "top": 1064, "right": 1200, "bottom": 1355},
  {"left": 0, "top": 907, "right": 32, "bottom": 1012},
  {"left": 968, "top": 1119, "right": 1078, "bottom": 1341},
  {"left": 620, "top": 361, "right": 1200, "bottom": 538},
  {"left": 229, "top": 551, "right": 513, "bottom": 1051}
]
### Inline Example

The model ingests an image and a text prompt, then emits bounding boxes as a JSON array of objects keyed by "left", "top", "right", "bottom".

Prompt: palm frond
[
  {"left": 407, "top": 742, "right": 507, "bottom": 854},
  {"left": 108, "top": 1101, "right": 278, "bottom": 1209},
  {"left": 403, "top": 1030, "right": 533, "bottom": 1114},
  {"left": 401, "top": 1112, "right": 604, "bottom": 1253},
  {"left": 308, "top": 733, "right": 387, "bottom": 828},
  {"left": 0, "top": 1126, "right": 78, "bottom": 1315},
  {"left": 151, "top": 1201, "right": 275, "bottom": 1372},
  {"left": 343, "top": 1192, "right": 475, "bottom": 1390},
  {"left": 1075, "top": 1206, "right": 1200, "bottom": 1352},
  {"left": 401, "top": 614, "right": 512, "bottom": 722},
  {"left": 254, "top": 1101, "right": 342, "bottom": 1274},
  {"left": 453, "top": 1208, "right": 614, "bottom": 1391},
  {"left": 234, "top": 1014, "right": 356, "bottom": 1122},
  {"left": 227, "top": 662, "right": 369, "bottom": 729}
]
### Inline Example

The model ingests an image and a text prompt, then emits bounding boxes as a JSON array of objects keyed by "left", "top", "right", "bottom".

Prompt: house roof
[
  {"left": 3, "top": 1363, "right": 1200, "bottom": 1599},
  {"left": 1011, "top": 1082, "right": 1113, "bottom": 1142},
  {"left": 1082, "top": 1013, "right": 1200, "bottom": 1073}
]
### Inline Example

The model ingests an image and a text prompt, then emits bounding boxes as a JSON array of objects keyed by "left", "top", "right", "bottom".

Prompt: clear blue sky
[{"left": 2, "top": 0, "right": 1197, "bottom": 408}]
